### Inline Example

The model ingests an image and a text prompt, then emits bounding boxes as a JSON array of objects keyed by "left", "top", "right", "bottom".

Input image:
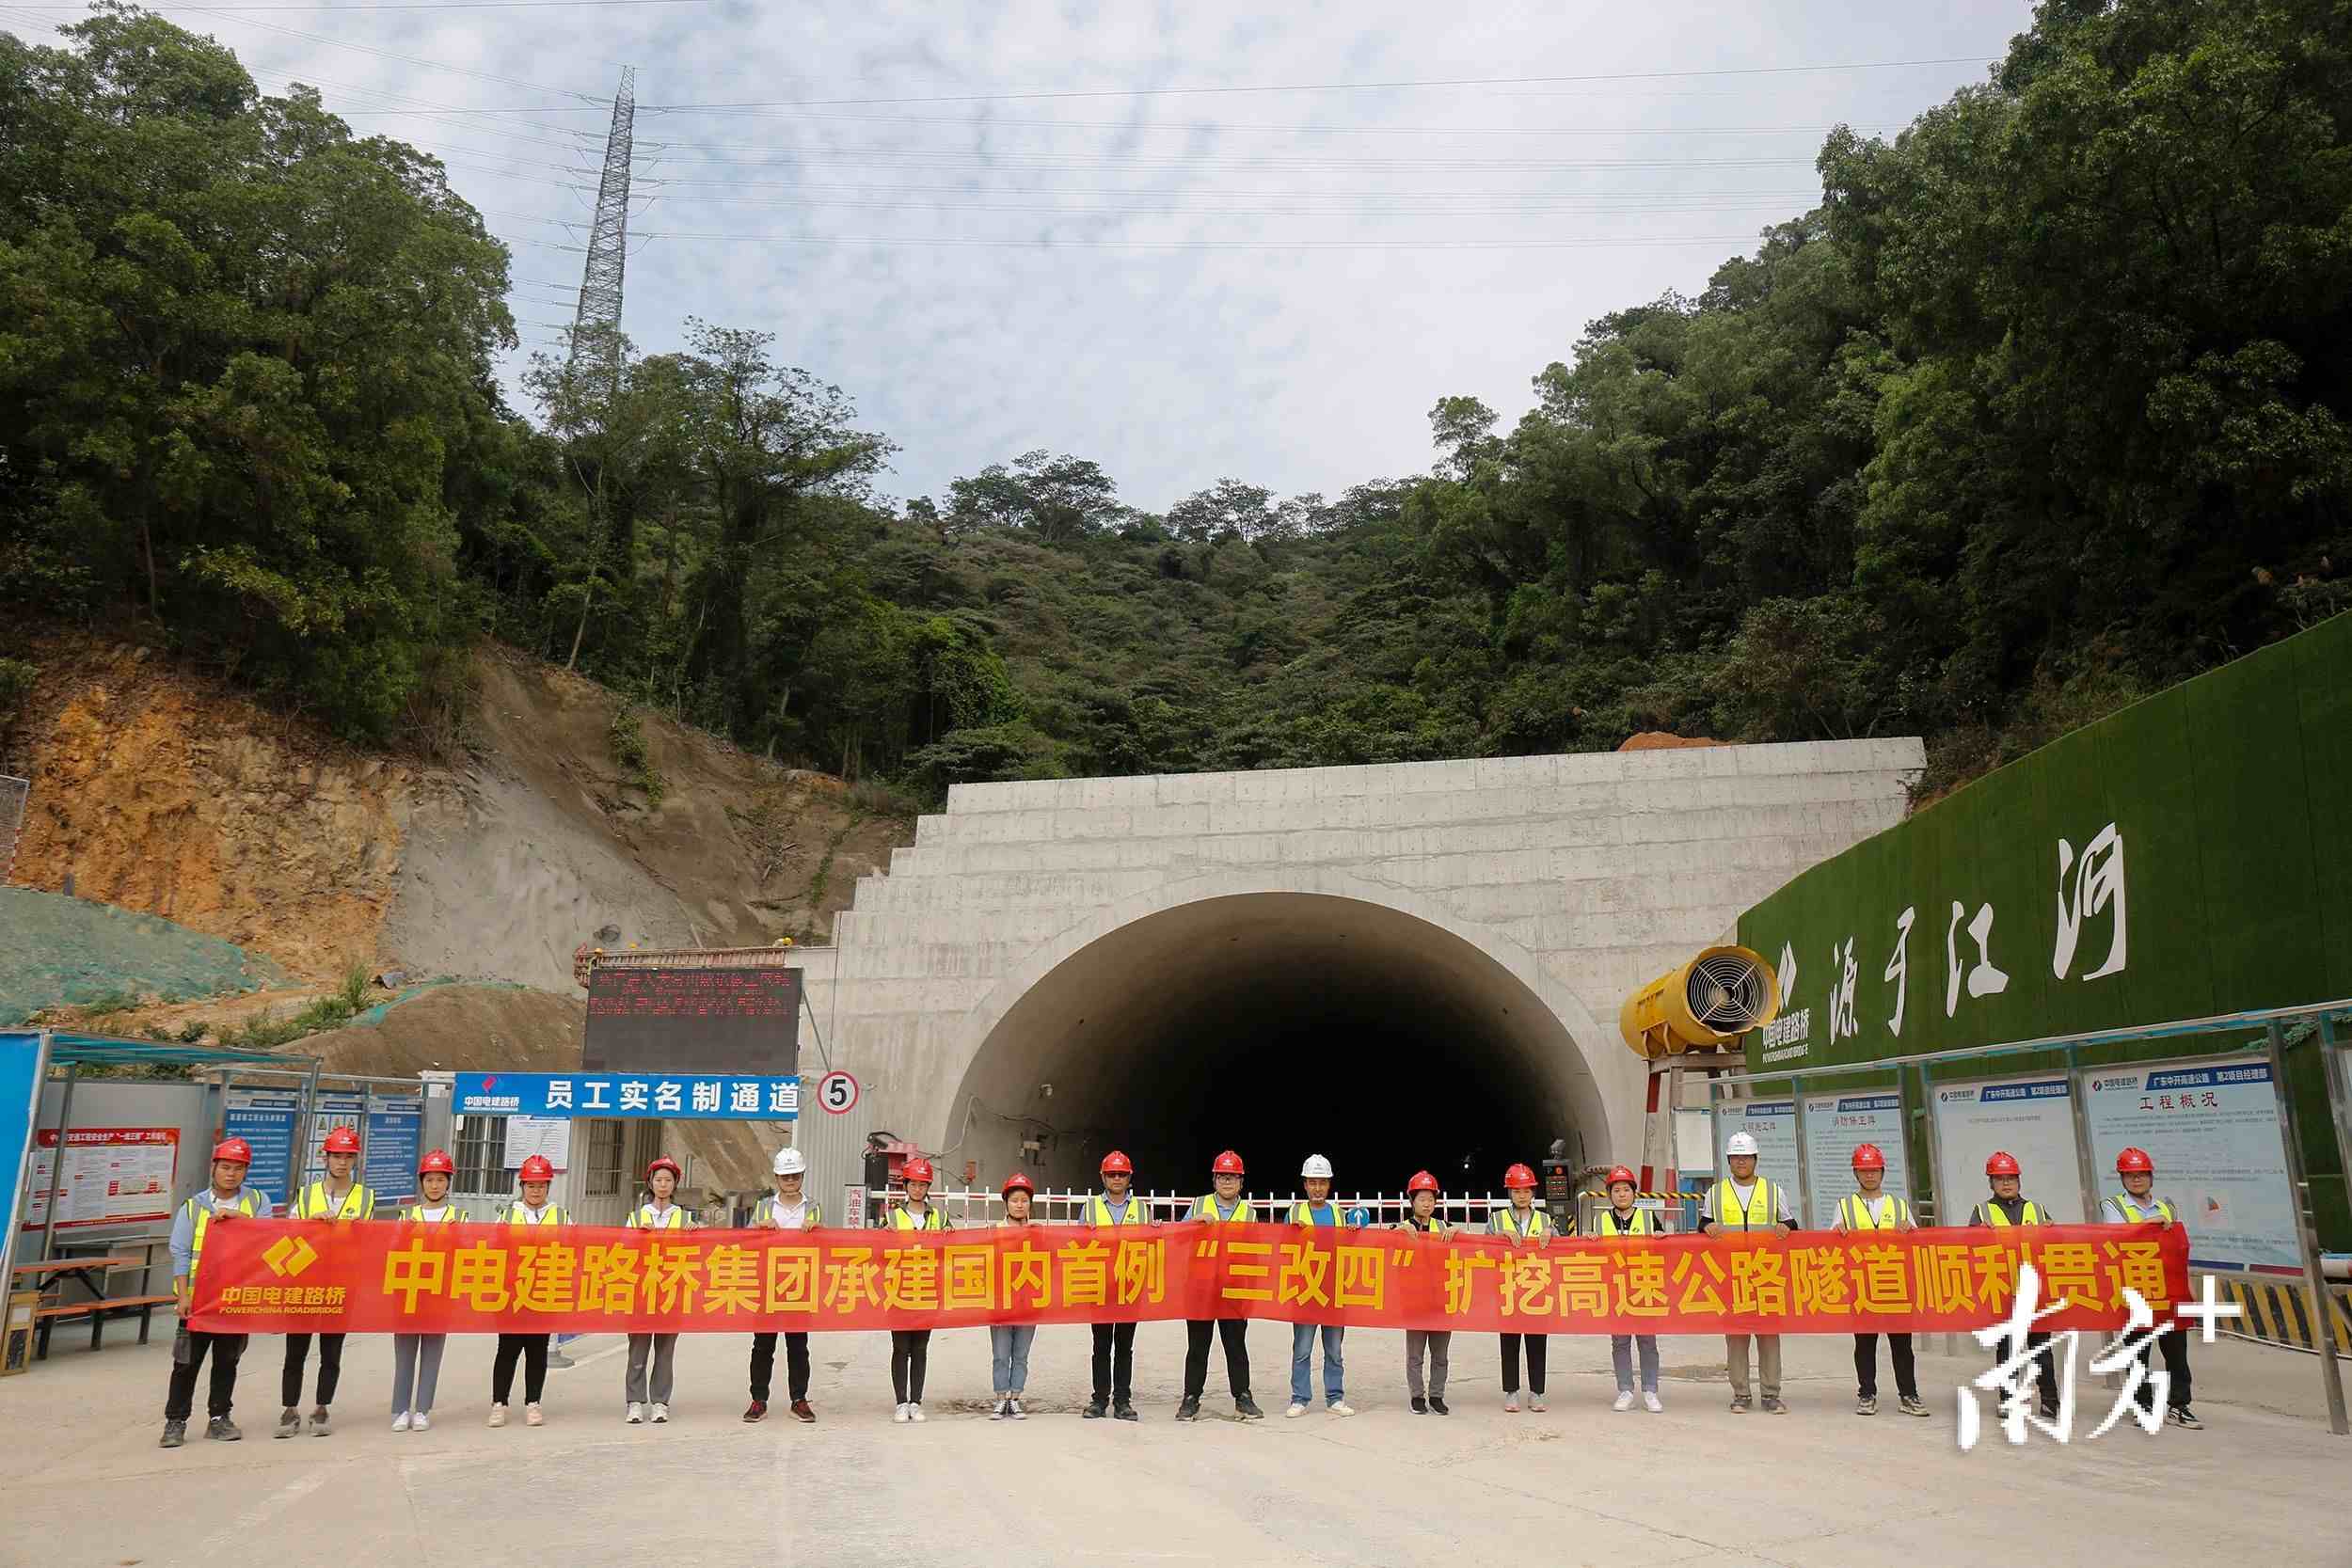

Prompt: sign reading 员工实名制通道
[{"left": 453, "top": 1071, "right": 798, "bottom": 1121}]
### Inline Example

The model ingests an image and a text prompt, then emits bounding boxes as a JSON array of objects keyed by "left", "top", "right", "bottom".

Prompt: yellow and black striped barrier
[{"left": 2201, "top": 1274, "right": 2352, "bottom": 1354}]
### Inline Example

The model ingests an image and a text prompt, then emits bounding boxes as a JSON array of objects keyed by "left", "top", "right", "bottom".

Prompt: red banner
[{"left": 185, "top": 1220, "right": 2188, "bottom": 1336}]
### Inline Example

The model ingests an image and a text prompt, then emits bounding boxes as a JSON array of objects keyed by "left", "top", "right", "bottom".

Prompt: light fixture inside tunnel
[{"left": 1618, "top": 943, "right": 1781, "bottom": 1058}]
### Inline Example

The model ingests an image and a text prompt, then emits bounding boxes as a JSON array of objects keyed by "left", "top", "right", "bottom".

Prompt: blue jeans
[
  {"left": 1612, "top": 1334, "right": 1660, "bottom": 1394},
  {"left": 990, "top": 1324, "right": 1036, "bottom": 1395},
  {"left": 1290, "top": 1323, "right": 1343, "bottom": 1405}
]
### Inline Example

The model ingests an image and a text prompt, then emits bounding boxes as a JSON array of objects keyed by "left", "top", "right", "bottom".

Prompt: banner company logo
[
  {"left": 262, "top": 1236, "right": 320, "bottom": 1278},
  {"left": 1938, "top": 1087, "right": 1972, "bottom": 1102},
  {"left": 2090, "top": 1076, "right": 2134, "bottom": 1091}
]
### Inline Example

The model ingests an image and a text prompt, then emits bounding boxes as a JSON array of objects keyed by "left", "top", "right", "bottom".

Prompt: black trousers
[
  {"left": 165, "top": 1329, "right": 247, "bottom": 1421},
  {"left": 1996, "top": 1331, "right": 2061, "bottom": 1412},
  {"left": 1091, "top": 1321, "right": 1136, "bottom": 1402},
  {"left": 2133, "top": 1327, "right": 2193, "bottom": 1412},
  {"left": 1500, "top": 1332, "right": 1548, "bottom": 1395},
  {"left": 890, "top": 1329, "right": 932, "bottom": 1403},
  {"left": 1854, "top": 1333, "right": 1918, "bottom": 1401},
  {"left": 750, "top": 1332, "right": 810, "bottom": 1403},
  {"left": 281, "top": 1332, "right": 344, "bottom": 1407},
  {"left": 492, "top": 1333, "right": 549, "bottom": 1404},
  {"left": 1183, "top": 1318, "right": 1249, "bottom": 1399}
]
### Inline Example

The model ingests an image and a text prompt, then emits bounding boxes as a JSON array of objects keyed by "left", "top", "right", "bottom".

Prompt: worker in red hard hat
[
  {"left": 490, "top": 1152, "right": 564, "bottom": 1429},
  {"left": 1393, "top": 1170, "right": 1453, "bottom": 1414},
  {"left": 886, "top": 1155, "right": 950, "bottom": 1423},
  {"left": 624, "top": 1155, "right": 693, "bottom": 1426},
  {"left": 1086, "top": 1148, "right": 1149, "bottom": 1420},
  {"left": 159, "top": 1135, "right": 273, "bottom": 1449},
  {"left": 1701, "top": 1131, "right": 1795, "bottom": 1414},
  {"left": 990, "top": 1173, "right": 1040, "bottom": 1420},
  {"left": 1490, "top": 1161, "right": 1567, "bottom": 1413},
  {"left": 1596, "top": 1165, "right": 1663, "bottom": 1413},
  {"left": 278, "top": 1123, "right": 376, "bottom": 1440},
  {"left": 390, "top": 1148, "right": 463, "bottom": 1433},
  {"left": 1836, "top": 1144, "right": 1928, "bottom": 1418},
  {"left": 1968, "top": 1149, "right": 2058, "bottom": 1421},
  {"left": 1179, "top": 1149, "right": 1263, "bottom": 1421},
  {"left": 2102, "top": 1147, "right": 2198, "bottom": 1430}
]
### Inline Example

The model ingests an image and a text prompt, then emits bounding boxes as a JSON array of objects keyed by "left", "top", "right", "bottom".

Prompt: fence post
[{"left": 2267, "top": 1021, "right": 2349, "bottom": 1436}]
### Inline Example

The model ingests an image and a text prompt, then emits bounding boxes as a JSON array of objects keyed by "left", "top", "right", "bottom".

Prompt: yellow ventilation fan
[{"left": 1619, "top": 943, "right": 1781, "bottom": 1058}]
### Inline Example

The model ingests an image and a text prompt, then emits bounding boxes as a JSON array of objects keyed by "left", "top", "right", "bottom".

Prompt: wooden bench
[{"left": 34, "top": 1294, "right": 176, "bottom": 1358}]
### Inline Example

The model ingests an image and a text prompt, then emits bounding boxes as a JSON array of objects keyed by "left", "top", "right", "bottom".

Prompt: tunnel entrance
[{"left": 945, "top": 894, "right": 1601, "bottom": 1200}]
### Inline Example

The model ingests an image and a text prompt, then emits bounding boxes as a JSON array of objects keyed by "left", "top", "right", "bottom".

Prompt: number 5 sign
[{"left": 816, "top": 1071, "right": 860, "bottom": 1116}]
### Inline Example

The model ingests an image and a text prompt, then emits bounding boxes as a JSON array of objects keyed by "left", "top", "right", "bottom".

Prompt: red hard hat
[
  {"left": 212, "top": 1136, "right": 254, "bottom": 1165},
  {"left": 645, "top": 1156, "right": 682, "bottom": 1181},
  {"left": 1851, "top": 1143, "right": 1886, "bottom": 1172},
  {"left": 1502, "top": 1163, "right": 1537, "bottom": 1190},
  {"left": 1100, "top": 1149, "right": 1134, "bottom": 1176},
  {"left": 1212, "top": 1149, "right": 1245, "bottom": 1177},
  {"left": 1604, "top": 1164, "right": 1637, "bottom": 1189},
  {"left": 322, "top": 1125, "right": 362, "bottom": 1155},
  {"left": 1985, "top": 1150, "right": 2021, "bottom": 1178},
  {"left": 1001, "top": 1172, "right": 1034, "bottom": 1197},
  {"left": 418, "top": 1148, "right": 455, "bottom": 1176},
  {"left": 517, "top": 1154, "right": 555, "bottom": 1182},
  {"left": 2115, "top": 1146, "right": 2154, "bottom": 1175},
  {"left": 901, "top": 1157, "right": 936, "bottom": 1184},
  {"left": 1406, "top": 1170, "right": 1441, "bottom": 1196}
]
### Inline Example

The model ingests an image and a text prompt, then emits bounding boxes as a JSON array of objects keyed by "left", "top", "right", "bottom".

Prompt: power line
[{"left": 141, "top": 3, "right": 607, "bottom": 101}]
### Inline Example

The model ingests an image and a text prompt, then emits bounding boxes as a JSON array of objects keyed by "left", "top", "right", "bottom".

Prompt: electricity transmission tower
[{"left": 570, "top": 65, "right": 635, "bottom": 389}]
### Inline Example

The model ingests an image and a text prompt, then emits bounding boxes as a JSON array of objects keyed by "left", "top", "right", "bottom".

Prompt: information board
[
  {"left": 1711, "top": 1099, "right": 1802, "bottom": 1213},
  {"left": 364, "top": 1094, "right": 424, "bottom": 1203},
  {"left": 1931, "top": 1074, "right": 2084, "bottom": 1223},
  {"left": 584, "top": 964, "right": 800, "bottom": 1075},
  {"left": 1801, "top": 1092, "right": 1913, "bottom": 1228},
  {"left": 221, "top": 1088, "right": 300, "bottom": 1204},
  {"left": 299, "top": 1092, "right": 366, "bottom": 1191},
  {"left": 20, "top": 1128, "right": 178, "bottom": 1230},
  {"left": 502, "top": 1117, "right": 570, "bottom": 1170},
  {"left": 2082, "top": 1056, "right": 2303, "bottom": 1274}
]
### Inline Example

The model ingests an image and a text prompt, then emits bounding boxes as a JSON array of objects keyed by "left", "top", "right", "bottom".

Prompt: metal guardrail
[{"left": 914, "top": 1190, "right": 1567, "bottom": 1229}]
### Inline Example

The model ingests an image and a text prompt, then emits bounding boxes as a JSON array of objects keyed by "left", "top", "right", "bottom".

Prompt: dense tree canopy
[{"left": 4, "top": 1, "right": 2346, "bottom": 797}]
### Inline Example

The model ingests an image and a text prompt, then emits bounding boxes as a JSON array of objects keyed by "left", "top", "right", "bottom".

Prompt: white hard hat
[
  {"left": 1300, "top": 1153, "right": 1334, "bottom": 1180},
  {"left": 771, "top": 1148, "right": 807, "bottom": 1176},
  {"left": 1725, "top": 1132, "right": 1760, "bottom": 1158}
]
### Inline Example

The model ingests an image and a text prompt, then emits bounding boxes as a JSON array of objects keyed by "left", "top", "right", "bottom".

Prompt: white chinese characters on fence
[{"left": 2054, "top": 823, "right": 2128, "bottom": 981}]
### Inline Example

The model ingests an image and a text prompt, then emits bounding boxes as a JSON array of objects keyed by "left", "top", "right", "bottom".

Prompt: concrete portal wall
[{"left": 793, "top": 741, "right": 1922, "bottom": 1212}]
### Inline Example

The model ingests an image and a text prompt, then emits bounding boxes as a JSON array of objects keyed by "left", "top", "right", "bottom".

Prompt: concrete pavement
[{"left": 4, "top": 1319, "right": 2344, "bottom": 1568}]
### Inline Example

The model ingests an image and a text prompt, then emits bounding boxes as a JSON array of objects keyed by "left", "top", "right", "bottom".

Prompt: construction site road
[{"left": 5, "top": 1317, "right": 2343, "bottom": 1567}]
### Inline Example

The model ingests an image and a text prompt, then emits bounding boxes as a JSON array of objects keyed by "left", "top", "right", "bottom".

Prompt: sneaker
[
  {"left": 1643, "top": 1391, "right": 1663, "bottom": 1414},
  {"left": 1329, "top": 1402, "right": 1355, "bottom": 1418},
  {"left": 1763, "top": 1397, "right": 1788, "bottom": 1415},
  {"left": 1613, "top": 1390, "right": 1635, "bottom": 1413},
  {"left": 1429, "top": 1396, "right": 1450, "bottom": 1416},
  {"left": 991, "top": 1398, "right": 1009, "bottom": 1421},
  {"left": 650, "top": 1402, "right": 669, "bottom": 1424},
  {"left": 790, "top": 1401, "right": 817, "bottom": 1424},
  {"left": 525, "top": 1403, "right": 544, "bottom": 1427},
  {"left": 1113, "top": 1401, "right": 1138, "bottom": 1421},
  {"left": 1084, "top": 1397, "right": 1108, "bottom": 1420},
  {"left": 1234, "top": 1396, "right": 1264, "bottom": 1420},
  {"left": 488, "top": 1403, "right": 508, "bottom": 1429},
  {"left": 1175, "top": 1396, "right": 1201, "bottom": 1422},
  {"left": 1009, "top": 1398, "right": 1027, "bottom": 1421},
  {"left": 1410, "top": 1396, "right": 1428, "bottom": 1415},
  {"left": 275, "top": 1407, "right": 302, "bottom": 1439},
  {"left": 159, "top": 1419, "right": 186, "bottom": 1449},
  {"left": 412, "top": 1412, "right": 432, "bottom": 1432},
  {"left": 743, "top": 1400, "right": 768, "bottom": 1423},
  {"left": 393, "top": 1411, "right": 413, "bottom": 1433},
  {"left": 2039, "top": 1401, "right": 2062, "bottom": 1424},
  {"left": 909, "top": 1403, "right": 927, "bottom": 1423},
  {"left": 893, "top": 1402, "right": 911, "bottom": 1424},
  {"left": 206, "top": 1416, "right": 242, "bottom": 1441},
  {"left": 2168, "top": 1406, "right": 2202, "bottom": 1430},
  {"left": 1286, "top": 1401, "right": 1309, "bottom": 1418},
  {"left": 1857, "top": 1396, "right": 1878, "bottom": 1416},
  {"left": 309, "top": 1406, "right": 331, "bottom": 1437},
  {"left": 1729, "top": 1396, "right": 1751, "bottom": 1414},
  {"left": 626, "top": 1402, "right": 644, "bottom": 1425},
  {"left": 1899, "top": 1396, "right": 1929, "bottom": 1418},
  {"left": 1528, "top": 1395, "right": 1547, "bottom": 1413},
  {"left": 1502, "top": 1395, "right": 1519, "bottom": 1413}
]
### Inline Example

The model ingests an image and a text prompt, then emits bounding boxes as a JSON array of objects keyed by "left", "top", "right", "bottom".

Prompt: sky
[{"left": 0, "top": 0, "right": 2034, "bottom": 513}]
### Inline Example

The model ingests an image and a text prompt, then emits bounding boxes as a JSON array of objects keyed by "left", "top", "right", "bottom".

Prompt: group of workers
[{"left": 154, "top": 1126, "right": 2201, "bottom": 1447}]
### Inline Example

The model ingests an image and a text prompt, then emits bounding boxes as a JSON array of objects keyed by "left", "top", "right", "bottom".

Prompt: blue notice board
[
  {"left": 453, "top": 1070, "right": 799, "bottom": 1120},
  {"left": 0, "top": 1032, "right": 45, "bottom": 1252},
  {"left": 222, "top": 1088, "right": 300, "bottom": 1203},
  {"left": 364, "top": 1095, "right": 424, "bottom": 1202}
]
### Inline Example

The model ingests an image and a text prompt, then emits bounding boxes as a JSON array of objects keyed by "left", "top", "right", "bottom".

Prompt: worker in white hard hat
[
  {"left": 1286, "top": 1154, "right": 1355, "bottom": 1418},
  {"left": 1699, "top": 1130, "right": 1796, "bottom": 1414},
  {"left": 744, "top": 1147, "right": 819, "bottom": 1425}
]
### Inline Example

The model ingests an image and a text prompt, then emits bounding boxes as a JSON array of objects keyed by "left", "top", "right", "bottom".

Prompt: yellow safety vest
[
  {"left": 753, "top": 1196, "right": 820, "bottom": 1227},
  {"left": 1492, "top": 1206, "right": 1556, "bottom": 1242},
  {"left": 400, "top": 1203, "right": 463, "bottom": 1223},
  {"left": 1980, "top": 1200, "right": 2042, "bottom": 1227},
  {"left": 293, "top": 1180, "right": 375, "bottom": 1221},
  {"left": 1192, "top": 1195, "right": 1255, "bottom": 1223},
  {"left": 889, "top": 1204, "right": 945, "bottom": 1231},
  {"left": 1840, "top": 1193, "right": 1913, "bottom": 1231},
  {"left": 2111, "top": 1193, "right": 2175, "bottom": 1224},
  {"left": 1595, "top": 1207, "right": 1654, "bottom": 1237},
  {"left": 501, "top": 1203, "right": 564, "bottom": 1226},
  {"left": 632, "top": 1203, "right": 688, "bottom": 1229},
  {"left": 1290, "top": 1200, "right": 1343, "bottom": 1227},
  {"left": 184, "top": 1190, "right": 266, "bottom": 1279},
  {"left": 1089, "top": 1193, "right": 1148, "bottom": 1227},
  {"left": 1709, "top": 1180, "right": 1778, "bottom": 1231}
]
